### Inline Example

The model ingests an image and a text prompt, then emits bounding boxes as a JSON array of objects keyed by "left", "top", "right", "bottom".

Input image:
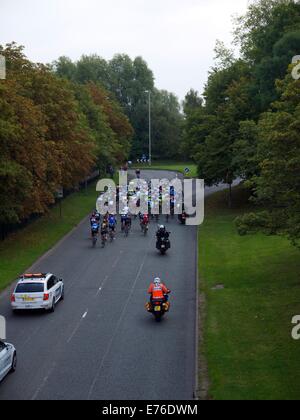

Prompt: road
[{"left": 0, "top": 170, "right": 228, "bottom": 400}]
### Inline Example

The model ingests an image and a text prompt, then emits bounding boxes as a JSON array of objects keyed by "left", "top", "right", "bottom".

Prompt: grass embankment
[
  {"left": 0, "top": 182, "right": 99, "bottom": 292},
  {"left": 134, "top": 161, "right": 198, "bottom": 178},
  {"left": 199, "top": 186, "right": 300, "bottom": 400}
]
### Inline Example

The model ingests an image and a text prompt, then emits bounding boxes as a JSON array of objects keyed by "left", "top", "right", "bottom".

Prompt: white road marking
[
  {"left": 67, "top": 309, "right": 89, "bottom": 343},
  {"left": 112, "top": 256, "right": 121, "bottom": 269},
  {"left": 96, "top": 275, "right": 109, "bottom": 296},
  {"left": 87, "top": 235, "right": 152, "bottom": 400},
  {"left": 31, "top": 362, "right": 57, "bottom": 400}
]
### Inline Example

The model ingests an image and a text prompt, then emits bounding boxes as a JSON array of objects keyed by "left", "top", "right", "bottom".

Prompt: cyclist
[
  {"left": 108, "top": 214, "right": 117, "bottom": 240},
  {"left": 124, "top": 213, "right": 132, "bottom": 236},
  {"left": 100, "top": 221, "right": 108, "bottom": 246}
]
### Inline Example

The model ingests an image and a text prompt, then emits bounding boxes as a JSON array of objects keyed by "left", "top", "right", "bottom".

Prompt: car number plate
[
  {"left": 154, "top": 306, "right": 161, "bottom": 312},
  {"left": 23, "top": 297, "right": 35, "bottom": 302}
]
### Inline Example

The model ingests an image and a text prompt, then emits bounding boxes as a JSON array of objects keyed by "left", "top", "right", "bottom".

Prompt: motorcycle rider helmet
[{"left": 154, "top": 277, "right": 161, "bottom": 286}]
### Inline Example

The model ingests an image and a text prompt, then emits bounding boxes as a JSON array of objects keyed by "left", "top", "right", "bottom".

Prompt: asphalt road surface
[{"left": 0, "top": 170, "right": 229, "bottom": 400}]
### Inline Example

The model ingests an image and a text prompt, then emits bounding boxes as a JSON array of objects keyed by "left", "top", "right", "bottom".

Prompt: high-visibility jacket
[{"left": 148, "top": 283, "right": 169, "bottom": 299}]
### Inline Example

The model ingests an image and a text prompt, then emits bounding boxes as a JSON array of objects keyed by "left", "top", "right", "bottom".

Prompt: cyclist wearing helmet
[
  {"left": 91, "top": 220, "right": 100, "bottom": 239},
  {"left": 108, "top": 214, "right": 117, "bottom": 232},
  {"left": 100, "top": 220, "right": 108, "bottom": 238},
  {"left": 125, "top": 213, "right": 132, "bottom": 228},
  {"left": 103, "top": 211, "right": 109, "bottom": 224},
  {"left": 140, "top": 213, "right": 149, "bottom": 227},
  {"left": 121, "top": 206, "right": 129, "bottom": 231}
]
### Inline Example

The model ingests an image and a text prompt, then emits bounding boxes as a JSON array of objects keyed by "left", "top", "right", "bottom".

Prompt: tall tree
[{"left": 236, "top": 68, "right": 300, "bottom": 246}]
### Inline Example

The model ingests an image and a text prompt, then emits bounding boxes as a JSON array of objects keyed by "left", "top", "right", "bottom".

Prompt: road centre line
[
  {"left": 67, "top": 309, "right": 89, "bottom": 343},
  {"left": 87, "top": 234, "right": 153, "bottom": 400}
]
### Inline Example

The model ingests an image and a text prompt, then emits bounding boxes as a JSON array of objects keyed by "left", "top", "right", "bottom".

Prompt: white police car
[
  {"left": 11, "top": 273, "right": 64, "bottom": 313},
  {"left": 0, "top": 341, "right": 16, "bottom": 382}
]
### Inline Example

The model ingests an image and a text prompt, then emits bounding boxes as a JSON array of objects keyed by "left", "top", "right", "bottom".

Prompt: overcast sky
[{"left": 1, "top": 0, "right": 249, "bottom": 101}]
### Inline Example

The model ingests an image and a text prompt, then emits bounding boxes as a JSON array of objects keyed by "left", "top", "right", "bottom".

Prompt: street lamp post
[{"left": 145, "top": 90, "right": 152, "bottom": 166}]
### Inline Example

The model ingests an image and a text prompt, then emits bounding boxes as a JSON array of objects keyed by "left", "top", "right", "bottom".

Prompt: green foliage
[
  {"left": 54, "top": 53, "right": 183, "bottom": 160},
  {"left": 238, "top": 73, "right": 300, "bottom": 245},
  {"left": 0, "top": 43, "right": 133, "bottom": 233},
  {"left": 183, "top": 0, "right": 300, "bottom": 244},
  {"left": 234, "top": 0, "right": 300, "bottom": 111}
]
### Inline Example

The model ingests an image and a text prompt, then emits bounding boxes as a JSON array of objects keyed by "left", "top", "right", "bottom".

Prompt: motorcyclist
[
  {"left": 148, "top": 278, "right": 170, "bottom": 304},
  {"left": 156, "top": 225, "right": 169, "bottom": 244}
]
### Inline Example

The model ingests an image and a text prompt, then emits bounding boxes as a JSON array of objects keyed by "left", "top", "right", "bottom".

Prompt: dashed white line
[
  {"left": 31, "top": 362, "right": 57, "bottom": 400},
  {"left": 67, "top": 309, "right": 89, "bottom": 343},
  {"left": 87, "top": 236, "right": 152, "bottom": 400},
  {"left": 96, "top": 275, "right": 109, "bottom": 296}
]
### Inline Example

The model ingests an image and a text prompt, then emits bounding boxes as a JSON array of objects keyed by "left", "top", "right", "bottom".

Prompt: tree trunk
[{"left": 228, "top": 183, "right": 232, "bottom": 209}]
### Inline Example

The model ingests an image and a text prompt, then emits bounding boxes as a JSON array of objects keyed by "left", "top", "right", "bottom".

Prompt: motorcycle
[
  {"left": 145, "top": 294, "right": 171, "bottom": 322},
  {"left": 156, "top": 236, "right": 171, "bottom": 255}
]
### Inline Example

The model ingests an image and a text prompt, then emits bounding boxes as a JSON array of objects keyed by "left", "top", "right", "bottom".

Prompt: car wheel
[
  {"left": 49, "top": 299, "right": 55, "bottom": 313},
  {"left": 12, "top": 309, "right": 19, "bottom": 315},
  {"left": 10, "top": 353, "right": 17, "bottom": 373}
]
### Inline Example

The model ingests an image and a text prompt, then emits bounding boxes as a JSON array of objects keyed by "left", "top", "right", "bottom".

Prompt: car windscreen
[{"left": 15, "top": 283, "right": 44, "bottom": 293}]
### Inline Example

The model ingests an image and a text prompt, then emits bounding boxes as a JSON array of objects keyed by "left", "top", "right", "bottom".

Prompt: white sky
[{"left": 0, "top": 0, "right": 249, "bottom": 101}]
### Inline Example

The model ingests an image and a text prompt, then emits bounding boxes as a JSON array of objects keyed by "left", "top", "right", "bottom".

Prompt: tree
[
  {"left": 53, "top": 53, "right": 184, "bottom": 160},
  {"left": 234, "top": 0, "right": 300, "bottom": 111},
  {"left": 0, "top": 43, "right": 97, "bottom": 233},
  {"left": 53, "top": 56, "right": 77, "bottom": 82},
  {"left": 194, "top": 60, "right": 255, "bottom": 206},
  {"left": 236, "top": 68, "right": 300, "bottom": 246},
  {"left": 151, "top": 89, "right": 183, "bottom": 160},
  {"left": 86, "top": 82, "right": 133, "bottom": 163},
  {"left": 233, "top": 120, "right": 259, "bottom": 180}
]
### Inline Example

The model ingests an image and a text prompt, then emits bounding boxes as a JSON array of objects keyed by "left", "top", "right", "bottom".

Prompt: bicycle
[
  {"left": 109, "top": 227, "right": 115, "bottom": 242},
  {"left": 124, "top": 223, "right": 130, "bottom": 237},
  {"left": 101, "top": 233, "right": 108, "bottom": 248},
  {"left": 92, "top": 233, "right": 98, "bottom": 248}
]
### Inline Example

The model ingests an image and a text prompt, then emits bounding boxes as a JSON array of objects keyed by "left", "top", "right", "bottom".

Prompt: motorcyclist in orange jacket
[{"left": 148, "top": 278, "right": 170, "bottom": 303}]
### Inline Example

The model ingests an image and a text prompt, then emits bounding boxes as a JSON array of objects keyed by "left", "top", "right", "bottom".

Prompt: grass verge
[
  {"left": 0, "top": 182, "right": 99, "bottom": 292},
  {"left": 134, "top": 161, "right": 198, "bottom": 178},
  {"left": 199, "top": 185, "right": 300, "bottom": 400}
]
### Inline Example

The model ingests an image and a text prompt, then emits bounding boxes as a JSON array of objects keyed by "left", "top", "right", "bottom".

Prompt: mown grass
[
  {"left": 199, "top": 186, "right": 300, "bottom": 400},
  {"left": 134, "top": 161, "right": 198, "bottom": 178},
  {"left": 0, "top": 182, "right": 99, "bottom": 292}
]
